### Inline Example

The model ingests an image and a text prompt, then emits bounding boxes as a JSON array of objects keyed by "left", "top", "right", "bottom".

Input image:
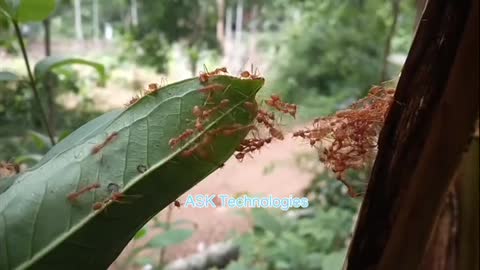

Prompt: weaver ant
[
  {"left": 67, "top": 183, "right": 101, "bottom": 202},
  {"left": 240, "top": 65, "right": 261, "bottom": 79},
  {"left": 199, "top": 67, "right": 229, "bottom": 84},
  {"left": 234, "top": 137, "right": 273, "bottom": 162},
  {"left": 243, "top": 101, "right": 258, "bottom": 115},
  {"left": 91, "top": 132, "right": 119, "bottom": 155},
  {"left": 169, "top": 129, "right": 195, "bottom": 148},
  {"left": 174, "top": 200, "right": 181, "bottom": 208}
]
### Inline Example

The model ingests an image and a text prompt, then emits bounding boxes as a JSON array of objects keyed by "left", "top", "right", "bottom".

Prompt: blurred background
[{"left": 0, "top": 0, "right": 419, "bottom": 269}]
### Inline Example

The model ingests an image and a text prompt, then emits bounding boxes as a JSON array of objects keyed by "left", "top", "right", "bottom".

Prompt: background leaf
[
  {"left": 133, "top": 227, "right": 147, "bottom": 240},
  {"left": 0, "top": 0, "right": 18, "bottom": 19},
  {"left": 34, "top": 56, "right": 106, "bottom": 86},
  {"left": 147, "top": 229, "right": 194, "bottom": 248},
  {"left": 0, "top": 71, "right": 17, "bottom": 81},
  {"left": 0, "top": 0, "right": 55, "bottom": 22},
  {"left": 16, "top": 0, "right": 55, "bottom": 22}
]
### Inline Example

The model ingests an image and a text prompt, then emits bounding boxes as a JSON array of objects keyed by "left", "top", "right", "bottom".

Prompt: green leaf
[
  {"left": 0, "top": 75, "right": 264, "bottom": 269},
  {"left": 27, "top": 130, "right": 52, "bottom": 150},
  {"left": 0, "top": 0, "right": 56, "bottom": 22},
  {"left": 148, "top": 229, "right": 193, "bottom": 248},
  {"left": 16, "top": 0, "right": 55, "bottom": 22},
  {"left": 154, "top": 219, "right": 196, "bottom": 229},
  {"left": 251, "top": 208, "right": 283, "bottom": 235},
  {"left": 0, "top": 71, "right": 17, "bottom": 81},
  {"left": 0, "top": 0, "right": 17, "bottom": 19},
  {"left": 34, "top": 56, "right": 106, "bottom": 86},
  {"left": 134, "top": 227, "right": 147, "bottom": 240},
  {"left": 320, "top": 250, "right": 346, "bottom": 270}
]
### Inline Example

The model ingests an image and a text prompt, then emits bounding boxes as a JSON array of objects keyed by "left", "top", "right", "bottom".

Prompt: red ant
[
  {"left": 265, "top": 95, "right": 297, "bottom": 118},
  {"left": 125, "top": 95, "right": 140, "bottom": 108},
  {"left": 235, "top": 152, "right": 245, "bottom": 161},
  {"left": 195, "top": 118, "right": 204, "bottom": 132},
  {"left": 199, "top": 73, "right": 209, "bottom": 83},
  {"left": 193, "top": 106, "right": 203, "bottom": 118},
  {"left": 92, "top": 201, "right": 105, "bottom": 211},
  {"left": 67, "top": 183, "right": 101, "bottom": 202},
  {"left": 148, "top": 83, "right": 158, "bottom": 92},
  {"left": 174, "top": 200, "right": 181, "bottom": 208},
  {"left": 180, "top": 145, "right": 198, "bottom": 158},
  {"left": 199, "top": 67, "right": 229, "bottom": 84},
  {"left": 293, "top": 130, "right": 305, "bottom": 139},
  {"left": 268, "top": 127, "right": 284, "bottom": 140},
  {"left": 200, "top": 99, "right": 230, "bottom": 120},
  {"left": 240, "top": 65, "right": 261, "bottom": 79},
  {"left": 198, "top": 84, "right": 225, "bottom": 95},
  {"left": 92, "top": 132, "right": 119, "bottom": 155},
  {"left": 243, "top": 101, "right": 258, "bottom": 115},
  {"left": 169, "top": 129, "right": 195, "bottom": 148},
  {"left": 234, "top": 136, "right": 273, "bottom": 162},
  {"left": 240, "top": 71, "right": 251, "bottom": 78}
]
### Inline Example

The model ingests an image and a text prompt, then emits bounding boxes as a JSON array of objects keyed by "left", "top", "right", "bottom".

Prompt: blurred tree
[
  {"left": 262, "top": 0, "right": 415, "bottom": 117},
  {"left": 129, "top": 0, "right": 219, "bottom": 74},
  {"left": 73, "top": 0, "right": 83, "bottom": 40}
]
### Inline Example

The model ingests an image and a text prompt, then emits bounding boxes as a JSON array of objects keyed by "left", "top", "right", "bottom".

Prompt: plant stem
[{"left": 13, "top": 21, "right": 56, "bottom": 145}]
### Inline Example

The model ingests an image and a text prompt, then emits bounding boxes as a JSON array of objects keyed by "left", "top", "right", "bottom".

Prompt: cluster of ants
[
  {"left": 293, "top": 86, "right": 395, "bottom": 197},
  {"left": 233, "top": 95, "right": 297, "bottom": 161},
  {"left": 169, "top": 67, "right": 281, "bottom": 163}
]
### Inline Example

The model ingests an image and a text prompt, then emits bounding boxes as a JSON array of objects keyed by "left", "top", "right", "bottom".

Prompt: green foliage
[
  {"left": 125, "top": 0, "right": 218, "bottom": 72},
  {"left": 0, "top": 0, "right": 56, "bottom": 22},
  {"left": 0, "top": 75, "right": 263, "bottom": 269},
  {"left": 121, "top": 32, "right": 170, "bottom": 73},
  {"left": 262, "top": 0, "right": 415, "bottom": 117},
  {"left": 228, "top": 208, "right": 353, "bottom": 270},
  {"left": 148, "top": 229, "right": 194, "bottom": 248},
  {"left": 126, "top": 217, "right": 197, "bottom": 269}
]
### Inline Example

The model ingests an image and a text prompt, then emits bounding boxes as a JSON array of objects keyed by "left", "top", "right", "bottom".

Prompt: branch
[{"left": 13, "top": 21, "right": 56, "bottom": 145}]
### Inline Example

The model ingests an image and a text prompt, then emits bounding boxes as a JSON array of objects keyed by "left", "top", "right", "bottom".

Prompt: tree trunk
[
  {"left": 130, "top": 0, "right": 138, "bottom": 27},
  {"left": 92, "top": 0, "right": 99, "bottom": 40},
  {"left": 345, "top": 0, "right": 478, "bottom": 269},
  {"left": 73, "top": 0, "right": 83, "bottom": 40},
  {"left": 216, "top": 0, "right": 226, "bottom": 53}
]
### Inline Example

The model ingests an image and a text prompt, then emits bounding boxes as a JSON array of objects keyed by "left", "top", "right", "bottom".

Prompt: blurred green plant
[
  {"left": 0, "top": 0, "right": 106, "bottom": 161},
  {"left": 124, "top": 0, "right": 219, "bottom": 74},
  {"left": 227, "top": 207, "right": 354, "bottom": 270},
  {"left": 123, "top": 212, "right": 197, "bottom": 270}
]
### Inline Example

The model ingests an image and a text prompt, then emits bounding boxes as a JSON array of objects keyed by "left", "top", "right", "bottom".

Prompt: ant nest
[{"left": 293, "top": 85, "right": 396, "bottom": 197}]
